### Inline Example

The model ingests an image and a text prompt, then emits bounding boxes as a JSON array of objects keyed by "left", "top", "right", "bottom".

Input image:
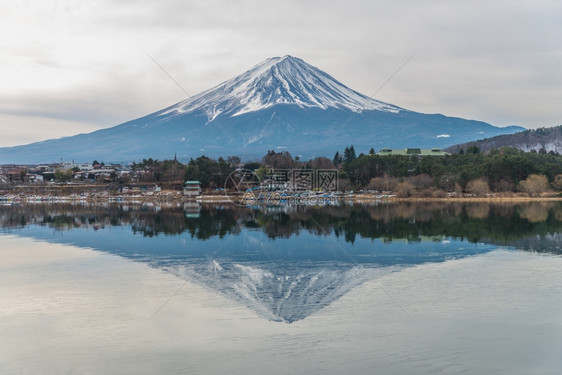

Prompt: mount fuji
[{"left": 0, "top": 55, "right": 524, "bottom": 163}]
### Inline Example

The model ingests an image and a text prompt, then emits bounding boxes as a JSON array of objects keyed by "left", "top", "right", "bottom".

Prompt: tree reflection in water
[
  {"left": 2, "top": 201, "right": 562, "bottom": 322},
  {"left": 2, "top": 202, "right": 562, "bottom": 254}
]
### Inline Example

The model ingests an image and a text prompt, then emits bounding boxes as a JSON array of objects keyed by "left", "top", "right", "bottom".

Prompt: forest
[
  {"left": 339, "top": 146, "right": 562, "bottom": 196},
  {"left": 80, "top": 145, "right": 562, "bottom": 197}
]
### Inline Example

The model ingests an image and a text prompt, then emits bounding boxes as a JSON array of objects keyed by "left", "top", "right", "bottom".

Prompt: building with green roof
[
  {"left": 183, "top": 180, "right": 201, "bottom": 196},
  {"left": 377, "top": 148, "right": 448, "bottom": 156}
]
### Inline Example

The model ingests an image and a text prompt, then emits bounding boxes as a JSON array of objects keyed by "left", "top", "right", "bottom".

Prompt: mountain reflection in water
[{"left": 1, "top": 201, "right": 561, "bottom": 322}]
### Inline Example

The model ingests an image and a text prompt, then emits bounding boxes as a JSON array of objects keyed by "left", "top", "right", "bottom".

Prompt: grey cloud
[{"left": 1, "top": 0, "right": 561, "bottom": 148}]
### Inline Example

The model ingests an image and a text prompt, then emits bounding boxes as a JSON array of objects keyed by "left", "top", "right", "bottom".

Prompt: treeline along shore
[{"left": 3, "top": 146, "right": 562, "bottom": 200}]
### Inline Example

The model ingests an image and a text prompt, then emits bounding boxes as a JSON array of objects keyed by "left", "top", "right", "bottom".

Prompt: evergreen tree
[
  {"left": 343, "top": 145, "right": 356, "bottom": 165},
  {"left": 333, "top": 151, "right": 342, "bottom": 165},
  {"left": 466, "top": 145, "right": 480, "bottom": 154}
]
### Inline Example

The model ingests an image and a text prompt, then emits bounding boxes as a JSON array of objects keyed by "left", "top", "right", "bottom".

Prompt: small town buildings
[
  {"left": 61, "top": 162, "right": 92, "bottom": 171},
  {"left": 377, "top": 148, "right": 448, "bottom": 156},
  {"left": 183, "top": 181, "right": 201, "bottom": 196}
]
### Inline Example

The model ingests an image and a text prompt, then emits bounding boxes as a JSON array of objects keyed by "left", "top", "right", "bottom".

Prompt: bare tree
[
  {"left": 519, "top": 174, "right": 549, "bottom": 196},
  {"left": 395, "top": 181, "right": 415, "bottom": 197},
  {"left": 226, "top": 156, "right": 242, "bottom": 168},
  {"left": 466, "top": 178, "right": 490, "bottom": 197},
  {"left": 367, "top": 173, "right": 398, "bottom": 192},
  {"left": 308, "top": 157, "right": 335, "bottom": 170},
  {"left": 492, "top": 179, "right": 514, "bottom": 192},
  {"left": 138, "top": 171, "right": 155, "bottom": 182},
  {"left": 407, "top": 174, "right": 433, "bottom": 190},
  {"left": 552, "top": 174, "right": 562, "bottom": 191},
  {"left": 163, "top": 164, "right": 184, "bottom": 183},
  {"left": 262, "top": 150, "right": 294, "bottom": 169}
]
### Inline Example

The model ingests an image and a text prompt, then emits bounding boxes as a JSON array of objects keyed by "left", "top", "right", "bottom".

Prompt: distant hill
[
  {"left": 0, "top": 55, "right": 524, "bottom": 164},
  {"left": 445, "top": 125, "right": 562, "bottom": 154}
]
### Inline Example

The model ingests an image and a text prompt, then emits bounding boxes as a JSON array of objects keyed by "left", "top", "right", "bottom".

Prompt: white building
[{"left": 183, "top": 181, "right": 201, "bottom": 196}]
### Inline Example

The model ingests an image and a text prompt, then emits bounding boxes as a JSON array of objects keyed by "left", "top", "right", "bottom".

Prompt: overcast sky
[{"left": 1, "top": 0, "right": 561, "bottom": 147}]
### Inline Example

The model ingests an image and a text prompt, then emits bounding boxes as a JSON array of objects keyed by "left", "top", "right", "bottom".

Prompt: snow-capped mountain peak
[
  {"left": 0, "top": 55, "right": 526, "bottom": 164},
  {"left": 162, "top": 55, "right": 401, "bottom": 120}
]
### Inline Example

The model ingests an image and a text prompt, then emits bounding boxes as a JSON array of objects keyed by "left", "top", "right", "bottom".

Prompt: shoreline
[
  {"left": 2, "top": 191, "right": 562, "bottom": 205},
  {"left": 357, "top": 196, "right": 562, "bottom": 202}
]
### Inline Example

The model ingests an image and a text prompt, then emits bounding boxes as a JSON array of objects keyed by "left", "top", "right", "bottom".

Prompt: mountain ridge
[
  {"left": 445, "top": 125, "right": 562, "bottom": 154},
  {"left": 0, "top": 56, "right": 525, "bottom": 163}
]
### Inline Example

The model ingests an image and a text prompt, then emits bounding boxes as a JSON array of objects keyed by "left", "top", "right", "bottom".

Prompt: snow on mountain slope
[
  {"left": 445, "top": 125, "right": 562, "bottom": 154},
  {"left": 165, "top": 260, "right": 402, "bottom": 323},
  {"left": 0, "top": 55, "right": 526, "bottom": 164},
  {"left": 161, "top": 55, "right": 401, "bottom": 121}
]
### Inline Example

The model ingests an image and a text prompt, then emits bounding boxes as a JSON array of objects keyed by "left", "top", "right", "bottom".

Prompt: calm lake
[{"left": 1, "top": 201, "right": 562, "bottom": 374}]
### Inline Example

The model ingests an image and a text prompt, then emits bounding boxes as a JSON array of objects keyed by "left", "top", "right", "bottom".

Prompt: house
[
  {"left": 61, "top": 162, "right": 92, "bottom": 171},
  {"left": 27, "top": 174, "right": 44, "bottom": 183},
  {"left": 377, "top": 148, "right": 448, "bottom": 156},
  {"left": 75, "top": 163, "right": 93, "bottom": 171},
  {"left": 183, "top": 181, "right": 201, "bottom": 196}
]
